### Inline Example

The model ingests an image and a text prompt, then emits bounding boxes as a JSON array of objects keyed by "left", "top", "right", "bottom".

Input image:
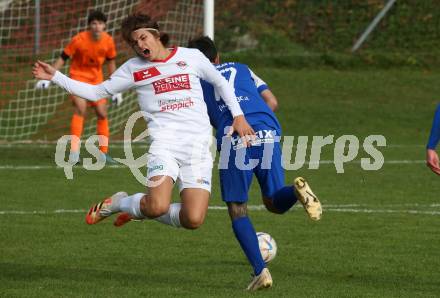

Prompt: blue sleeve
[
  {"left": 427, "top": 104, "right": 440, "bottom": 149},
  {"left": 200, "top": 80, "right": 218, "bottom": 128},
  {"left": 257, "top": 84, "right": 269, "bottom": 93}
]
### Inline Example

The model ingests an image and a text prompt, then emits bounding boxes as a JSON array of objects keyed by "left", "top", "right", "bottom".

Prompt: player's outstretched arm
[
  {"left": 260, "top": 89, "right": 278, "bottom": 112},
  {"left": 106, "top": 59, "right": 124, "bottom": 106},
  {"left": 196, "top": 52, "right": 255, "bottom": 145},
  {"left": 427, "top": 104, "right": 440, "bottom": 149},
  {"left": 34, "top": 58, "right": 66, "bottom": 89},
  {"left": 33, "top": 60, "right": 56, "bottom": 80},
  {"left": 228, "top": 115, "right": 256, "bottom": 142},
  {"left": 426, "top": 149, "right": 440, "bottom": 175},
  {"left": 248, "top": 68, "right": 278, "bottom": 111},
  {"left": 33, "top": 60, "right": 109, "bottom": 102},
  {"left": 426, "top": 104, "right": 440, "bottom": 175}
]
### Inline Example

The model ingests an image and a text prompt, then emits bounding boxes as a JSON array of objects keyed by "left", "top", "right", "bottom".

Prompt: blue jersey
[
  {"left": 201, "top": 62, "right": 285, "bottom": 203},
  {"left": 201, "top": 62, "right": 281, "bottom": 142},
  {"left": 427, "top": 104, "right": 440, "bottom": 149}
]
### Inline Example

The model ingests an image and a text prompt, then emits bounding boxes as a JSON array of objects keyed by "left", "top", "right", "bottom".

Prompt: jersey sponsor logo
[
  {"left": 158, "top": 97, "right": 195, "bottom": 112},
  {"left": 196, "top": 178, "right": 210, "bottom": 185},
  {"left": 176, "top": 61, "right": 188, "bottom": 69},
  {"left": 148, "top": 164, "right": 163, "bottom": 173},
  {"left": 218, "top": 95, "right": 250, "bottom": 112},
  {"left": 133, "top": 67, "right": 161, "bottom": 82},
  {"left": 231, "top": 129, "right": 277, "bottom": 150},
  {"left": 153, "top": 74, "right": 191, "bottom": 94}
]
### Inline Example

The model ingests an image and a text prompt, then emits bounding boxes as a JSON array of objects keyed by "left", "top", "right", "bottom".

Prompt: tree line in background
[{"left": 215, "top": 0, "right": 440, "bottom": 68}]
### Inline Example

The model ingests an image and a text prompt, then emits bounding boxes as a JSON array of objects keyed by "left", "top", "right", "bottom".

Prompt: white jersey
[{"left": 52, "top": 47, "right": 243, "bottom": 144}]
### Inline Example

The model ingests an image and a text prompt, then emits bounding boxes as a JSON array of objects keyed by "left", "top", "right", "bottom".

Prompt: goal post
[
  {"left": 203, "top": 0, "right": 214, "bottom": 40},
  {"left": 0, "top": 0, "right": 207, "bottom": 142}
]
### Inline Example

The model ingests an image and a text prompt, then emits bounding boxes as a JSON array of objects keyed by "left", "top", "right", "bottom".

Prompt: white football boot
[
  {"left": 246, "top": 268, "right": 273, "bottom": 291},
  {"left": 294, "top": 177, "right": 322, "bottom": 221}
]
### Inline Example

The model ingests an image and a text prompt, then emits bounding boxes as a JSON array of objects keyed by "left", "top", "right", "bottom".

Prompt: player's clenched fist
[{"left": 33, "top": 60, "right": 56, "bottom": 81}]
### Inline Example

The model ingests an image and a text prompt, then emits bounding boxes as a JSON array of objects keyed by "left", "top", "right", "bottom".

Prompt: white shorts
[{"left": 146, "top": 138, "right": 214, "bottom": 192}]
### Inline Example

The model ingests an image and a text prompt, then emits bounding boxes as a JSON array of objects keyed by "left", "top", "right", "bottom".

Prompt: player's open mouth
[{"left": 143, "top": 49, "right": 150, "bottom": 56}]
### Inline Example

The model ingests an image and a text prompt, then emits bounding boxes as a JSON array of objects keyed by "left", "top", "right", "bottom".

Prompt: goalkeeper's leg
[
  {"left": 93, "top": 101, "right": 116, "bottom": 164},
  {"left": 69, "top": 96, "right": 87, "bottom": 164}
]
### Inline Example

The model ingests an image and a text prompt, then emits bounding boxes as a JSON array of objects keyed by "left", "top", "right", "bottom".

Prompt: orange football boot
[{"left": 85, "top": 192, "right": 128, "bottom": 225}]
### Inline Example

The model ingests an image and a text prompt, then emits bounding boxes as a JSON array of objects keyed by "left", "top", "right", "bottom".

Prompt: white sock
[
  {"left": 119, "top": 193, "right": 147, "bottom": 219},
  {"left": 154, "top": 203, "right": 182, "bottom": 228}
]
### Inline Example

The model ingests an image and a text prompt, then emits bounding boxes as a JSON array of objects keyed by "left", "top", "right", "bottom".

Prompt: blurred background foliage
[{"left": 214, "top": 0, "right": 440, "bottom": 68}]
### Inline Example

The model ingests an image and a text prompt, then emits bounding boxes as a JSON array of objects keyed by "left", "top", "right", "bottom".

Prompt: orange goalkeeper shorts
[
  {"left": 69, "top": 75, "right": 107, "bottom": 107},
  {"left": 70, "top": 95, "right": 107, "bottom": 107}
]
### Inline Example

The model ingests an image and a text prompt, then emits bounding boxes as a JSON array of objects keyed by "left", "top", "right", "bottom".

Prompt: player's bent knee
[
  {"left": 140, "top": 196, "right": 169, "bottom": 218},
  {"left": 227, "top": 202, "right": 248, "bottom": 220},
  {"left": 146, "top": 208, "right": 168, "bottom": 218},
  {"left": 181, "top": 219, "right": 203, "bottom": 230},
  {"left": 75, "top": 110, "right": 87, "bottom": 117},
  {"left": 263, "top": 197, "right": 284, "bottom": 214},
  {"left": 181, "top": 214, "right": 205, "bottom": 230},
  {"left": 95, "top": 108, "right": 107, "bottom": 119}
]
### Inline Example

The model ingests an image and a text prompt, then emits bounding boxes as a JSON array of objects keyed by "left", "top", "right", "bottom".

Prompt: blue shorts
[{"left": 218, "top": 126, "right": 284, "bottom": 203}]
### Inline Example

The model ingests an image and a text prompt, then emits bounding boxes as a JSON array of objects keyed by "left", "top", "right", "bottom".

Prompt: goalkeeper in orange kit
[{"left": 35, "top": 10, "right": 121, "bottom": 164}]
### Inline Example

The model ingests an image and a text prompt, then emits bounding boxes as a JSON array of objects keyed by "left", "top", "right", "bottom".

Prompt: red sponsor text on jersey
[
  {"left": 153, "top": 74, "right": 191, "bottom": 94},
  {"left": 160, "top": 98, "right": 194, "bottom": 112},
  {"left": 133, "top": 67, "right": 161, "bottom": 82}
]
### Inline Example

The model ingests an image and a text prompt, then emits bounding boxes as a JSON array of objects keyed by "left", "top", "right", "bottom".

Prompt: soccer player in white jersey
[{"left": 32, "top": 14, "right": 255, "bottom": 232}]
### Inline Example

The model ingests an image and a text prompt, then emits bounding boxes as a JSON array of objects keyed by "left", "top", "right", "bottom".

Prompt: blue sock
[
  {"left": 232, "top": 216, "right": 266, "bottom": 276},
  {"left": 272, "top": 186, "right": 298, "bottom": 213}
]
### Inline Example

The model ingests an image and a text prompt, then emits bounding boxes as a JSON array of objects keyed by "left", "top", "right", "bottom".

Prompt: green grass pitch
[{"left": 1, "top": 69, "right": 440, "bottom": 297}]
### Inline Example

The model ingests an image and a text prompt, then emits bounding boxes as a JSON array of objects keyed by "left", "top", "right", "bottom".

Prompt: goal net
[{"left": 0, "top": 0, "right": 204, "bottom": 142}]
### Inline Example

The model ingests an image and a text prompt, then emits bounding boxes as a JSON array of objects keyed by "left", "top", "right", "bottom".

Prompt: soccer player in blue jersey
[
  {"left": 427, "top": 104, "right": 440, "bottom": 175},
  {"left": 186, "top": 36, "right": 323, "bottom": 290}
]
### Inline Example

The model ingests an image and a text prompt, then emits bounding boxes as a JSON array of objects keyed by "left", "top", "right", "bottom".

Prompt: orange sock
[
  {"left": 70, "top": 114, "right": 84, "bottom": 152},
  {"left": 97, "top": 118, "right": 109, "bottom": 154}
]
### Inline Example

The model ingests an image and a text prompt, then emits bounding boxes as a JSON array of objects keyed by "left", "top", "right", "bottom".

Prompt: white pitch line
[
  {"left": 0, "top": 160, "right": 426, "bottom": 170},
  {"left": 324, "top": 203, "right": 440, "bottom": 208},
  {"left": 0, "top": 143, "right": 425, "bottom": 148},
  {"left": 0, "top": 165, "right": 127, "bottom": 170},
  {"left": 1, "top": 205, "right": 439, "bottom": 216},
  {"left": 325, "top": 208, "right": 440, "bottom": 216},
  {"left": 0, "top": 209, "right": 87, "bottom": 215},
  {"left": 0, "top": 141, "right": 149, "bottom": 148},
  {"left": 306, "top": 160, "right": 425, "bottom": 164},
  {"left": 383, "top": 160, "right": 425, "bottom": 164}
]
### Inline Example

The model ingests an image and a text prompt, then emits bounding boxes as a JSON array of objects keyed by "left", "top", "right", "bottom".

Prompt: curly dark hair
[
  {"left": 121, "top": 14, "right": 169, "bottom": 46},
  {"left": 87, "top": 10, "right": 107, "bottom": 24}
]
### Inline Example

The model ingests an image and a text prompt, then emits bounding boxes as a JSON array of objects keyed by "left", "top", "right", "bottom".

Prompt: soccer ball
[{"left": 257, "top": 232, "right": 277, "bottom": 263}]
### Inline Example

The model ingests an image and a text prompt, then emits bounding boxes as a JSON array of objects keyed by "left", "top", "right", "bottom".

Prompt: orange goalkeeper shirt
[{"left": 63, "top": 31, "right": 116, "bottom": 84}]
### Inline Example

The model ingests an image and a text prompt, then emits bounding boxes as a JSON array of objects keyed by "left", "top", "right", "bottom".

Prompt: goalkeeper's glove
[
  {"left": 35, "top": 80, "right": 51, "bottom": 89},
  {"left": 111, "top": 93, "right": 123, "bottom": 106}
]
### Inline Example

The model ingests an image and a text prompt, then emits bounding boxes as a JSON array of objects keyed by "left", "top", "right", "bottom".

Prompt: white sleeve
[
  {"left": 194, "top": 51, "right": 243, "bottom": 117},
  {"left": 51, "top": 63, "right": 134, "bottom": 102},
  {"left": 249, "top": 68, "right": 269, "bottom": 92},
  {"left": 102, "top": 63, "right": 134, "bottom": 95},
  {"left": 51, "top": 71, "right": 109, "bottom": 101}
]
